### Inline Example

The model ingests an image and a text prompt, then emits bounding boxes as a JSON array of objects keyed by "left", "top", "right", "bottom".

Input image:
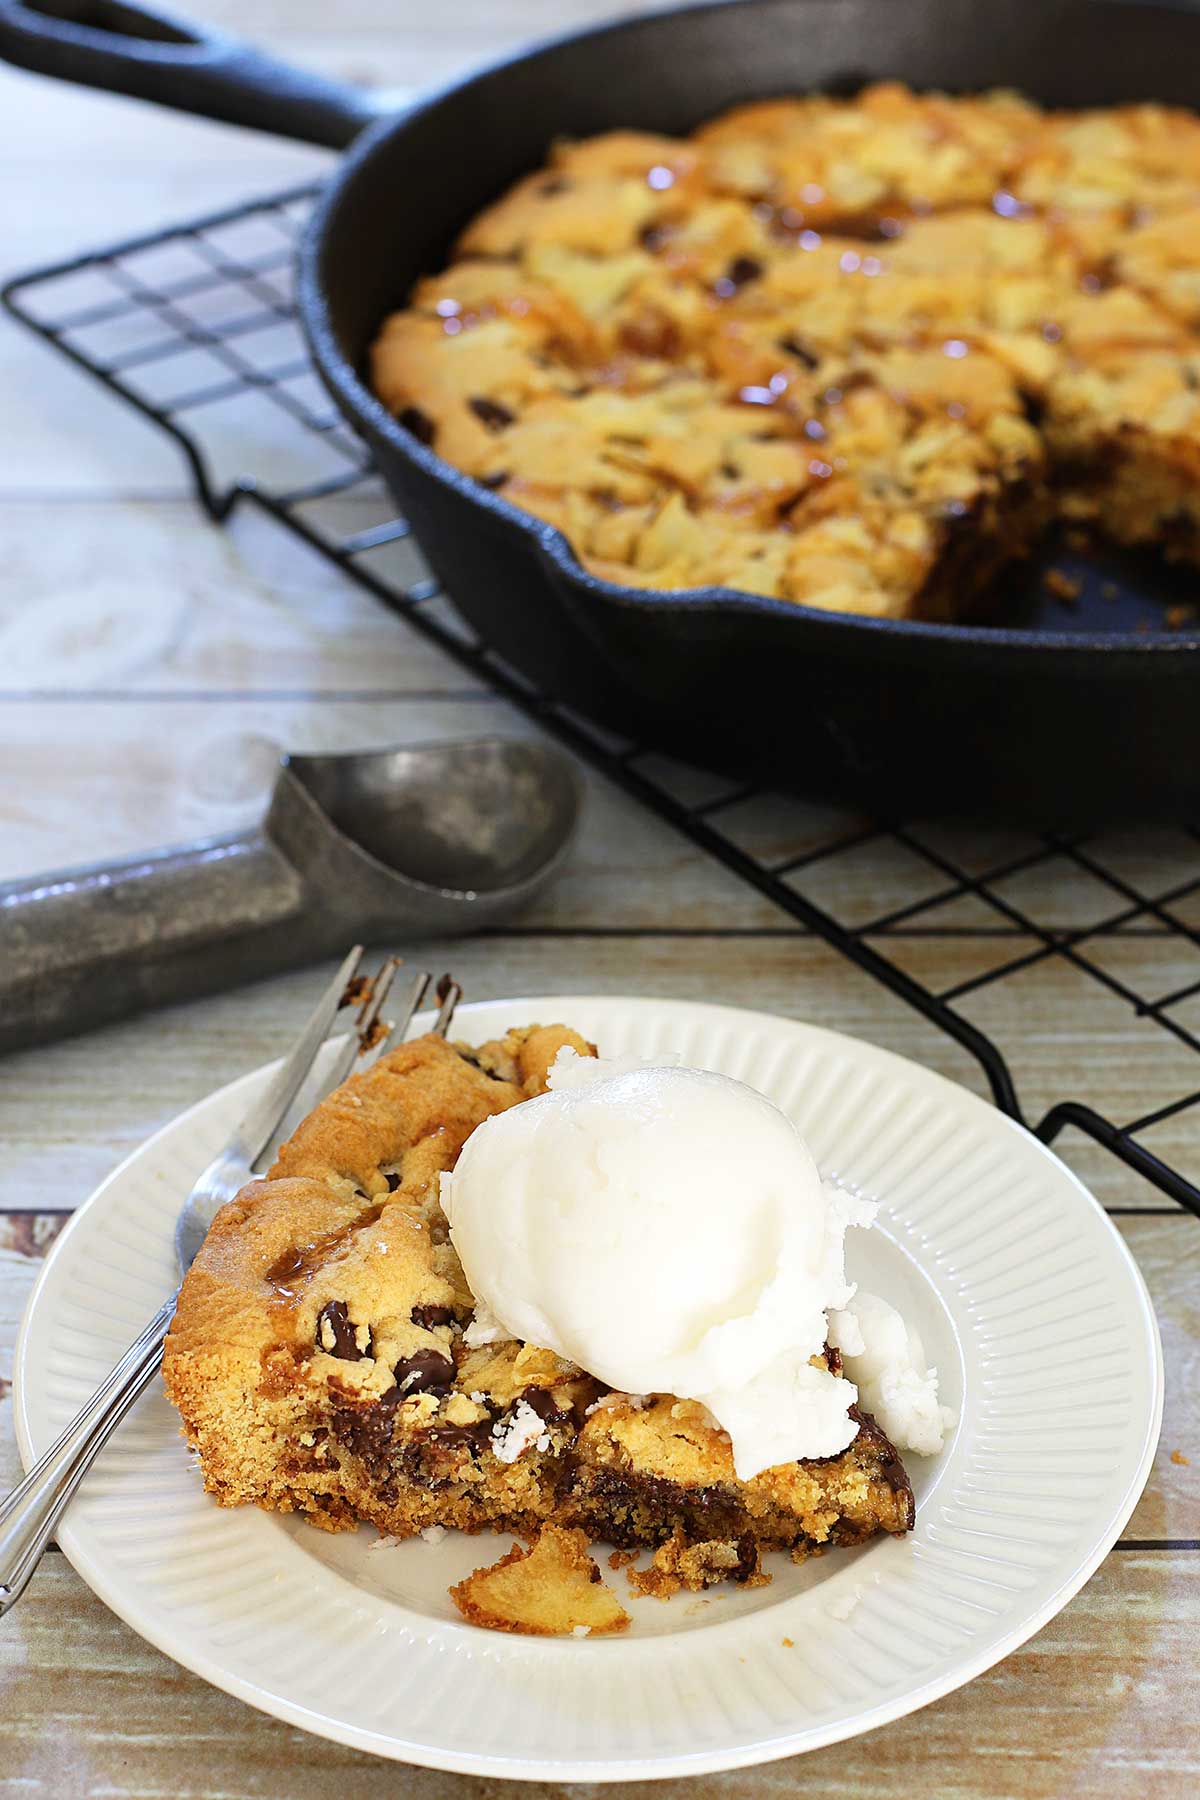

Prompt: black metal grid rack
[{"left": 8, "top": 181, "right": 1200, "bottom": 1219}]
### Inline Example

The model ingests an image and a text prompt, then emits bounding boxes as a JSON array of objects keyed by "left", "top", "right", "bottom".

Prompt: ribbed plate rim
[{"left": 13, "top": 996, "right": 1164, "bottom": 1780}]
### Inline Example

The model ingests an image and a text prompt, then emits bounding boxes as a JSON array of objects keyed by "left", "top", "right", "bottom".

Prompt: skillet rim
[{"left": 298, "top": 0, "right": 1200, "bottom": 662}]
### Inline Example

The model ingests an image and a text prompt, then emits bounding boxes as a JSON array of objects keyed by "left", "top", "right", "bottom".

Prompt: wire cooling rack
[{"left": 7, "top": 181, "right": 1200, "bottom": 1218}]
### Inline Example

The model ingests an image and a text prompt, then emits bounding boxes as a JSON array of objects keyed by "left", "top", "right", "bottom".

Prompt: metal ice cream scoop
[{"left": 0, "top": 737, "right": 581, "bottom": 1054}]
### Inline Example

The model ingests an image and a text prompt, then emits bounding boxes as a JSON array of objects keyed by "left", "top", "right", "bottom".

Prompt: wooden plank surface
[
  {"left": 1, "top": 1554, "right": 1196, "bottom": 1800},
  {"left": 1, "top": 3, "right": 1198, "bottom": 1795}
]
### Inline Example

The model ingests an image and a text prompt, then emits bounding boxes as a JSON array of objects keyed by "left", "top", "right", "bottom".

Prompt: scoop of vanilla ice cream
[
  {"left": 441, "top": 1049, "right": 877, "bottom": 1479},
  {"left": 828, "top": 1290, "right": 954, "bottom": 1457}
]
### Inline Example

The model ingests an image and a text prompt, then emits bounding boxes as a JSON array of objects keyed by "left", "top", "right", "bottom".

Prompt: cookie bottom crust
[{"left": 174, "top": 1364, "right": 914, "bottom": 1597}]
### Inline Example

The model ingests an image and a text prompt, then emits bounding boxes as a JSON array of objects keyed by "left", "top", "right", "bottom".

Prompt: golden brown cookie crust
[
  {"left": 164, "top": 1021, "right": 915, "bottom": 1618},
  {"left": 371, "top": 85, "right": 1200, "bottom": 616}
]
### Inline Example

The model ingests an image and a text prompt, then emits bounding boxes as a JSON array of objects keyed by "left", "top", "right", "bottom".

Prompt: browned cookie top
[
  {"left": 165, "top": 1026, "right": 594, "bottom": 1420},
  {"left": 370, "top": 85, "right": 1200, "bottom": 616}
]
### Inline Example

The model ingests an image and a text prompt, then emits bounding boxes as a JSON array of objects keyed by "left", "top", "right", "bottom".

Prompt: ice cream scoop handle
[{"left": 0, "top": 829, "right": 309, "bottom": 1053}]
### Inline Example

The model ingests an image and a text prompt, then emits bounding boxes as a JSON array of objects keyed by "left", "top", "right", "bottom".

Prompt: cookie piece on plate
[
  {"left": 450, "top": 1525, "right": 630, "bottom": 1636},
  {"left": 164, "top": 1022, "right": 915, "bottom": 1628}
]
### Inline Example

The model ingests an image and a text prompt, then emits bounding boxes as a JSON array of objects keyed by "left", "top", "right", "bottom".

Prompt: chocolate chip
[
  {"left": 539, "top": 177, "right": 568, "bottom": 196},
  {"left": 572, "top": 1464, "right": 748, "bottom": 1544},
  {"left": 456, "top": 1047, "right": 509, "bottom": 1080},
  {"left": 316, "top": 1301, "right": 363, "bottom": 1361},
  {"left": 411, "top": 1304, "right": 455, "bottom": 1331},
  {"left": 425, "top": 1419, "right": 492, "bottom": 1454},
  {"left": 521, "top": 1387, "right": 567, "bottom": 1425},
  {"left": 331, "top": 1384, "right": 404, "bottom": 1474},
  {"left": 469, "top": 396, "right": 515, "bottom": 431},
  {"left": 479, "top": 471, "right": 509, "bottom": 489},
  {"left": 713, "top": 255, "right": 762, "bottom": 299},
  {"left": 731, "top": 1533, "right": 760, "bottom": 1582},
  {"left": 268, "top": 1245, "right": 307, "bottom": 1290},
  {"left": 847, "top": 1405, "right": 913, "bottom": 1501},
  {"left": 638, "top": 222, "right": 671, "bottom": 252},
  {"left": 392, "top": 1348, "right": 455, "bottom": 1396},
  {"left": 778, "top": 333, "right": 819, "bottom": 369},
  {"left": 398, "top": 405, "right": 434, "bottom": 445}
]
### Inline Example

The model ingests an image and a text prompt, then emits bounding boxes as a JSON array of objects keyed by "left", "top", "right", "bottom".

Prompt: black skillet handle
[{"left": 0, "top": 0, "right": 386, "bottom": 149}]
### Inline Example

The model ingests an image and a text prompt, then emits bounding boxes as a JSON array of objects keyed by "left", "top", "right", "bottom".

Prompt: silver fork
[{"left": 0, "top": 948, "right": 458, "bottom": 1618}]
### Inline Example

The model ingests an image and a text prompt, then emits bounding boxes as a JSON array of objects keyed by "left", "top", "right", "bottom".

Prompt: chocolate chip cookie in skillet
[
  {"left": 372, "top": 84, "right": 1200, "bottom": 620},
  {"left": 163, "top": 1024, "right": 921, "bottom": 1635}
]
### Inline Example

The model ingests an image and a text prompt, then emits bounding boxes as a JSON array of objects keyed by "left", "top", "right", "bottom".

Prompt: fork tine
[
  {"left": 380, "top": 969, "right": 431, "bottom": 1051},
  {"left": 356, "top": 955, "right": 401, "bottom": 1049},
  {"left": 321, "top": 955, "right": 403, "bottom": 1091},
  {"left": 229, "top": 945, "right": 364, "bottom": 1169},
  {"left": 432, "top": 975, "right": 463, "bottom": 1038}
]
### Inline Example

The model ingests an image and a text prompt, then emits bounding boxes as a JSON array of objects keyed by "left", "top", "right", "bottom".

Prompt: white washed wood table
[{"left": 0, "top": 5, "right": 1197, "bottom": 1794}]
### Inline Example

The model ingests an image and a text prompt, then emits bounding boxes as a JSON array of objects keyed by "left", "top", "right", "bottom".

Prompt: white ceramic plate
[{"left": 15, "top": 997, "right": 1162, "bottom": 1780}]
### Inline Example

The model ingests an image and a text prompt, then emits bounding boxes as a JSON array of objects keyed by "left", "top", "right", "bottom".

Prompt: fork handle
[{"left": 0, "top": 1296, "right": 176, "bottom": 1617}]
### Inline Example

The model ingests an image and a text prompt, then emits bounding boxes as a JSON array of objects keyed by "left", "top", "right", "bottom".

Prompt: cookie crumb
[
  {"left": 1043, "top": 568, "right": 1081, "bottom": 602},
  {"left": 781, "top": 1636, "right": 794, "bottom": 1647},
  {"left": 627, "top": 1531, "right": 768, "bottom": 1598},
  {"left": 450, "top": 1526, "right": 630, "bottom": 1636},
  {"left": 1171, "top": 1448, "right": 1190, "bottom": 1466},
  {"left": 826, "top": 1580, "right": 866, "bottom": 1621}
]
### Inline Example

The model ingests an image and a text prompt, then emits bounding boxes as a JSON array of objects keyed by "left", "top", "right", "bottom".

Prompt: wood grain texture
[
  {"left": 0, "top": 1554, "right": 1196, "bottom": 1800},
  {"left": 0, "top": 499, "right": 468, "bottom": 696},
  {"left": 3, "top": 934, "right": 1196, "bottom": 1213},
  {"left": 1, "top": 1, "right": 1198, "bottom": 1790}
]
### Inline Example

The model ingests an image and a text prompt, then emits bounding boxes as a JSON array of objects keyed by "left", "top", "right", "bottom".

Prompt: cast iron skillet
[{"left": 4, "top": 0, "right": 1200, "bottom": 824}]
